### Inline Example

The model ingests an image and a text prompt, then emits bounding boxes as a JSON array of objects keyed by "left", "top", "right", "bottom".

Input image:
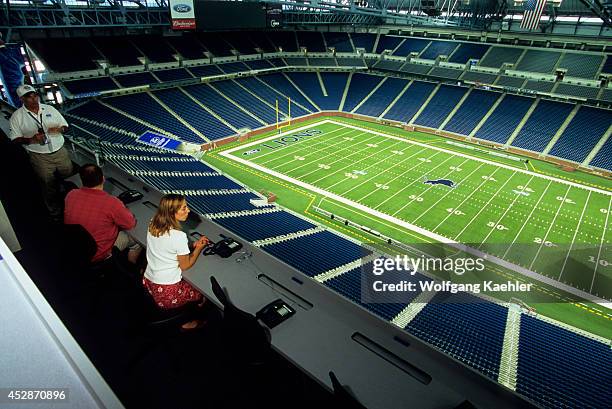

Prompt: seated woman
[{"left": 143, "top": 194, "right": 209, "bottom": 330}]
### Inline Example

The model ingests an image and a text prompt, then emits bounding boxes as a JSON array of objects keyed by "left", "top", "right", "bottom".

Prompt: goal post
[{"left": 276, "top": 98, "right": 291, "bottom": 132}]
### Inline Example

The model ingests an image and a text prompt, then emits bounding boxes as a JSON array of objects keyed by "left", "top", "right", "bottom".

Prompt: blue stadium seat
[
  {"left": 392, "top": 38, "right": 430, "bottom": 56},
  {"left": 420, "top": 40, "right": 459, "bottom": 60},
  {"left": 343, "top": 73, "right": 384, "bottom": 112},
  {"left": 512, "top": 100, "right": 573, "bottom": 153},
  {"left": 210, "top": 80, "right": 277, "bottom": 124},
  {"left": 355, "top": 77, "right": 409, "bottom": 117},
  {"left": 383, "top": 81, "right": 436, "bottom": 123},
  {"left": 154, "top": 68, "right": 193, "bottom": 82},
  {"left": 214, "top": 211, "right": 316, "bottom": 242},
  {"left": 114, "top": 72, "right": 158, "bottom": 88},
  {"left": 443, "top": 90, "right": 500, "bottom": 135},
  {"left": 257, "top": 73, "right": 320, "bottom": 112},
  {"left": 448, "top": 43, "right": 490, "bottom": 64},
  {"left": 323, "top": 32, "right": 353, "bottom": 52},
  {"left": 234, "top": 77, "right": 311, "bottom": 118},
  {"left": 474, "top": 94, "right": 533, "bottom": 144},
  {"left": 548, "top": 106, "right": 612, "bottom": 162},
  {"left": 63, "top": 77, "right": 118, "bottom": 95},
  {"left": 413, "top": 85, "right": 467, "bottom": 128}
]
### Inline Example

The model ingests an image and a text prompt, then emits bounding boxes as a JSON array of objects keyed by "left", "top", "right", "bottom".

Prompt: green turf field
[{"left": 205, "top": 117, "right": 612, "bottom": 338}]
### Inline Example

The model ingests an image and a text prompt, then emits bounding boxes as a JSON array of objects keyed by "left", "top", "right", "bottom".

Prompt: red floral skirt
[{"left": 143, "top": 277, "right": 203, "bottom": 309}]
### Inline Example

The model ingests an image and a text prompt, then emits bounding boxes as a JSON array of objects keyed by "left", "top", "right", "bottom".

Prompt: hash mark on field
[
  {"left": 283, "top": 131, "right": 380, "bottom": 175},
  {"left": 558, "top": 191, "right": 592, "bottom": 281},
  {"left": 589, "top": 197, "right": 611, "bottom": 293},
  {"left": 432, "top": 167, "right": 501, "bottom": 232},
  {"left": 478, "top": 174, "right": 536, "bottom": 248},
  {"left": 454, "top": 171, "right": 517, "bottom": 241},
  {"left": 306, "top": 136, "right": 398, "bottom": 183},
  {"left": 503, "top": 180, "right": 554, "bottom": 259},
  {"left": 412, "top": 162, "right": 484, "bottom": 224},
  {"left": 323, "top": 142, "right": 416, "bottom": 192},
  {"left": 528, "top": 185, "right": 572, "bottom": 271}
]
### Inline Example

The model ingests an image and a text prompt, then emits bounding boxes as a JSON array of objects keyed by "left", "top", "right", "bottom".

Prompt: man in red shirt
[{"left": 64, "top": 163, "right": 140, "bottom": 263}]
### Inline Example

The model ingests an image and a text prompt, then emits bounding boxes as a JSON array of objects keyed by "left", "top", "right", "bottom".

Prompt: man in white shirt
[{"left": 9, "top": 84, "right": 73, "bottom": 221}]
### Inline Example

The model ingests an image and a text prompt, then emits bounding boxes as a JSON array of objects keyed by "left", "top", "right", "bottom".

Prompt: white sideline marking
[{"left": 220, "top": 120, "right": 612, "bottom": 308}]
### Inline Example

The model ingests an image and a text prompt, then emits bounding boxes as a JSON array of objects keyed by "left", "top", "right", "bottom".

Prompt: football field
[{"left": 220, "top": 119, "right": 612, "bottom": 303}]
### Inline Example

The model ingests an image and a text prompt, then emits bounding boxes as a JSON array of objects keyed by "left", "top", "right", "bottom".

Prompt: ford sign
[{"left": 173, "top": 4, "right": 191, "bottom": 13}]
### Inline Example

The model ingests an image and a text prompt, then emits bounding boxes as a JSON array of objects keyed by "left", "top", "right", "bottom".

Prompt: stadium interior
[{"left": 0, "top": 1, "right": 610, "bottom": 408}]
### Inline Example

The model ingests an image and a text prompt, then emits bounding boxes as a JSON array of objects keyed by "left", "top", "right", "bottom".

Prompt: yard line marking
[
  {"left": 503, "top": 180, "right": 554, "bottom": 259},
  {"left": 432, "top": 167, "right": 501, "bottom": 232},
  {"left": 362, "top": 152, "right": 451, "bottom": 205},
  {"left": 528, "top": 185, "right": 572, "bottom": 271},
  {"left": 369, "top": 152, "right": 447, "bottom": 208},
  {"left": 589, "top": 196, "right": 611, "bottom": 293},
  {"left": 558, "top": 191, "right": 591, "bottom": 281},
  {"left": 293, "top": 133, "right": 387, "bottom": 178},
  {"left": 454, "top": 170, "right": 517, "bottom": 241},
  {"left": 321, "top": 140, "right": 415, "bottom": 192},
  {"left": 394, "top": 157, "right": 474, "bottom": 218},
  {"left": 478, "top": 174, "right": 536, "bottom": 247},
  {"left": 258, "top": 127, "right": 356, "bottom": 165}
]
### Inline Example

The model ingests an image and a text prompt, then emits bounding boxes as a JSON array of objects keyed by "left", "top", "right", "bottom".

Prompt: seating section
[
  {"left": 524, "top": 80, "right": 555, "bottom": 93},
  {"left": 214, "top": 211, "right": 316, "bottom": 242},
  {"left": 211, "top": 79, "right": 277, "bottom": 124},
  {"left": 400, "top": 63, "right": 432, "bottom": 75},
  {"left": 131, "top": 36, "right": 176, "bottom": 63},
  {"left": 297, "top": 31, "right": 326, "bottom": 52},
  {"left": 351, "top": 33, "right": 376, "bottom": 53},
  {"left": 152, "top": 88, "right": 234, "bottom": 141},
  {"left": 590, "top": 136, "right": 612, "bottom": 171},
  {"left": 479, "top": 46, "right": 524, "bottom": 68},
  {"left": 554, "top": 83, "right": 600, "bottom": 99},
  {"left": 429, "top": 67, "right": 462, "bottom": 79},
  {"left": 336, "top": 57, "right": 366, "bottom": 67},
  {"left": 355, "top": 77, "right": 408, "bottom": 117},
  {"left": 495, "top": 76, "right": 525, "bottom": 87},
  {"left": 262, "top": 231, "right": 366, "bottom": 277},
  {"left": 602, "top": 55, "right": 612, "bottom": 74},
  {"left": 186, "top": 192, "right": 273, "bottom": 215},
  {"left": 287, "top": 72, "right": 347, "bottom": 111},
  {"left": 137, "top": 174, "right": 242, "bottom": 191},
  {"left": 234, "top": 77, "right": 311, "bottom": 118},
  {"left": 117, "top": 157, "right": 217, "bottom": 173},
  {"left": 68, "top": 116, "right": 135, "bottom": 145},
  {"left": 443, "top": 90, "right": 500, "bottom": 135},
  {"left": 516, "top": 315, "right": 612, "bottom": 409},
  {"left": 323, "top": 32, "right": 353, "bottom": 52},
  {"left": 392, "top": 38, "right": 430, "bottom": 56},
  {"left": 516, "top": 50, "right": 561, "bottom": 73},
  {"left": 284, "top": 57, "right": 308, "bottom": 66},
  {"left": 512, "top": 100, "right": 573, "bottom": 152},
  {"left": 29, "top": 38, "right": 100, "bottom": 72},
  {"left": 557, "top": 53, "right": 603, "bottom": 79},
  {"left": 373, "top": 60, "right": 405, "bottom": 72},
  {"left": 343, "top": 73, "right": 384, "bottom": 112},
  {"left": 198, "top": 32, "right": 234, "bottom": 57},
  {"left": 549, "top": 106, "right": 612, "bottom": 162},
  {"left": 91, "top": 37, "right": 142, "bottom": 66},
  {"left": 224, "top": 32, "right": 258, "bottom": 55},
  {"left": 218, "top": 62, "right": 251, "bottom": 74},
  {"left": 475, "top": 95, "right": 533, "bottom": 143},
  {"left": 188, "top": 64, "right": 224, "bottom": 77},
  {"left": 413, "top": 85, "right": 467, "bottom": 128},
  {"left": 406, "top": 292, "right": 508, "bottom": 380},
  {"left": 461, "top": 71, "right": 497, "bottom": 84},
  {"left": 376, "top": 36, "right": 404, "bottom": 54},
  {"left": 166, "top": 34, "right": 207, "bottom": 60},
  {"left": 448, "top": 43, "right": 489, "bottom": 64},
  {"left": 420, "top": 40, "right": 458, "bottom": 60},
  {"left": 104, "top": 92, "right": 205, "bottom": 143},
  {"left": 267, "top": 31, "right": 298, "bottom": 52},
  {"left": 183, "top": 84, "right": 263, "bottom": 130},
  {"left": 244, "top": 59, "right": 275, "bottom": 70},
  {"left": 63, "top": 77, "right": 118, "bottom": 95},
  {"left": 154, "top": 68, "right": 193, "bottom": 82},
  {"left": 257, "top": 73, "right": 319, "bottom": 112},
  {"left": 383, "top": 80, "right": 436, "bottom": 123},
  {"left": 69, "top": 100, "right": 150, "bottom": 136},
  {"left": 308, "top": 58, "right": 337, "bottom": 67},
  {"left": 324, "top": 264, "right": 421, "bottom": 320},
  {"left": 114, "top": 72, "right": 158, "bottom": 88}
]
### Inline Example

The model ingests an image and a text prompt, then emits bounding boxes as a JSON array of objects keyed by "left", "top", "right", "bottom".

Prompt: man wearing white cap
[{"left": 9, "top": 84, "right": 73, "bottom": 221}]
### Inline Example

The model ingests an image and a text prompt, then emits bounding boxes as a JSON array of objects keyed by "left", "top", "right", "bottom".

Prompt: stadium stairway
[
  {"left": 390, "top": 290, "right": 437, "bottom": 328},
  {"left": 497, "top": 306, "right": 521, "bottom": 391}
]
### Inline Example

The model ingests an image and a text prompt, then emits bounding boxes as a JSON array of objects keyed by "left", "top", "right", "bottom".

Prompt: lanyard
[{"left": 27, "top": 110, "right": 43, "bottom": 130}]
